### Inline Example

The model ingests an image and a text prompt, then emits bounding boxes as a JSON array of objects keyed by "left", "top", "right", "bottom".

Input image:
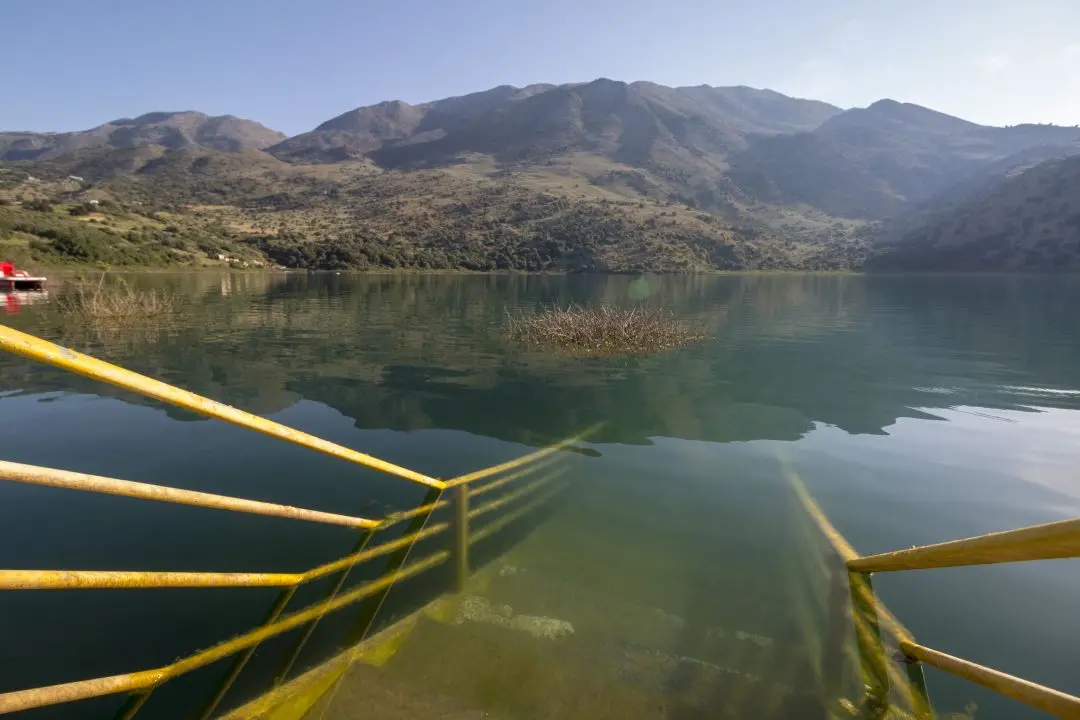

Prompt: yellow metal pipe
[
  {"left": 469, "top": 483, "right": 565, "bottom": 545},
  {"left": 0, "top": 522, "right": 452, "bottom": 591},
  {"left": 784, "top": 463, "right": 859, "bottom": 564},
  {"left": 345, "top": 487, "right": 444, "bottom": 648},
  {"left": 452, "top": 485, "right": 470, "bottom": 592},
  {"left": 469, "top": 455, "right": 562, "bottom": 498},
  {"left": 301, "top": 522, "right": 450, "bottom": 582},
  {"left": 852, "top": 613, "right": 920, "bottom": 711},
  {"left": 379, "top": 498, "right": 448, "bottom": 527},
  {"left": 0, "top": 460, "right": 380, "bottom": 530},
  {"left": 442, "top": 423, "right": 600, "bottom": 488},
  {"left": 784, "top": 454, "right": 1079, "bottom": 718},
  {"left": 784, "top": 460, "right": 915, "bottom": 646},
  {"left": 848, "top": 517, "right": 1080, "bottom": 573},
  {"left": 0, "top": 569, "right": 300, "bottom": 591},
  {"left": 0, "top": 551, "right": 448, "bottom": 714},
  {"left": 198, "top": 587, "right": 297, "bottom": 720},
  {"left": 167, "top": 551, "right": 447, "bottom": 675},
  {"left": 900, "top": 640, "right": 1080, "bottom": 719},
  {"left": 467, "top": 470, "right": 562, "bottom": 521},
  {"left": 0, "top": 326, "right": 442, "bottom": 489},
  {"left": 0, "top": 671, "right": 166, "bottom": 716}
]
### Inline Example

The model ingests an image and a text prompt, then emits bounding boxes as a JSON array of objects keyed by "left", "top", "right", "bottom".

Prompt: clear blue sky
[{"left": 3, "top": 0, "right": 1077, "bottom": 135}]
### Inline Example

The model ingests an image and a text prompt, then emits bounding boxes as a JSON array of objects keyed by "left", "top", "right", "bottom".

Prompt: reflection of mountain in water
[{"left": 3, "top": 273, "right": 1080, "bottom": 446}]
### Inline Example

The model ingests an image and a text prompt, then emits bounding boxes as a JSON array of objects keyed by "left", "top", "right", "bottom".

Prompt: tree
[{"left": 24, "top": 199, "right": 53, "bottom": 212}]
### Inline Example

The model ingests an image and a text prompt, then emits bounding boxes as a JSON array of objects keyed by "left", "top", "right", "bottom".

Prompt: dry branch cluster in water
[
  {"left": 55, "top": 275, "right": 180, "bottom": 323},
  {"left": 506, "top": 304, "right": 706, "bottom": 356}
]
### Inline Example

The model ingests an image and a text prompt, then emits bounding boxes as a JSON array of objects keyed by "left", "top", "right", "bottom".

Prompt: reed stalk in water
[
  {"left": 505, "top": 304, "right": 705, "bottom": 355},
  {"left": 55, "top": 274, "right": 179, "bottom": 322}
]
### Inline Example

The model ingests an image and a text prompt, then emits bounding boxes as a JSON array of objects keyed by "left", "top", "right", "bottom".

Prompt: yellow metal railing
[
  {"left": 0, "top": 460, "right": 382, "bottom": 530},
  {"left": 0, "top": 325, "right": 441, "bottom": 488},
  {"left": 0, "top": 325, "right": 595, "bottom": 718},
  {"left": 848, "top": 516, "right": 1080, "bottom": 573},
  {"left": 786, "top": 464, "right": 1080, "bottom": 720}
]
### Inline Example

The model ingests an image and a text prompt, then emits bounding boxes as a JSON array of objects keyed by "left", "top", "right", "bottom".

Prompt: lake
[{"left": 1, "top": 273, "right": 1078, "bottom": 720}]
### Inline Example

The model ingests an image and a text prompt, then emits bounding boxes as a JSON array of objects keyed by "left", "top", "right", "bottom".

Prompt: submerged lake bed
[{"left": 1, "top": 272, "right": 1079, "bottom": 719}]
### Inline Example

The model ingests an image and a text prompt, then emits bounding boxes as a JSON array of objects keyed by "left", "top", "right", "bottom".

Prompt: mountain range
[
  {"left": 0, "top": 111, "right": 285, "bottom": 160},
  {"left": 2, "top": 79, "right": 1079, "bottom": 271}
]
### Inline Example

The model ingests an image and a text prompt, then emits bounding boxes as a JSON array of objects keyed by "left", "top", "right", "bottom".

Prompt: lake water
[{"left": 1, "top": 273, "right": 1078, "bottom": 719}]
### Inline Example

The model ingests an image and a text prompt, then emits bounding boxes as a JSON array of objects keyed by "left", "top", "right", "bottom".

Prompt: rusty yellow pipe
[
  {"left": 851, "top": 612, "right": 921, "bottom": 711},
  {"left": 168, "top": 550, "right": 447, "bottom": 673},
  {"left": 786, "top": 455, "right": 1080, "bottom": 718},
  {"left": 379, "top": 498, "right": 449, "bottom": 527},
  {"left": 376, "top": 458, "right": 567, "bottom": 527},
  {"left": 469, "top": 483, "right": 565, "bottom": 545},
  {"left": 442, "top": 423, "right": 600, "bottom": 488},
  {"left": 0, "top": 522, "right": 451, "bottom": 591},
  {"left": 0, "top": 570, "right": 300, "bottom": 591},
  {"left": 784, "top": 463, "right": 859, "bottom": 563},
  {"left": 0, "top": 671, "right": 167, "bottom": 717},
  {"left": 0, "top": 460, "right": 380, "bottom": 530},
  {"left": 786, "top": 463, "right": 915, "bottom": 645},
  {"left": 806, "top": 492, "right": 1078, "bottom": 714},
  {"left": 900, "top": 640, "right": 1080, "bottom": 719},
  {"left": 0, "top": 551, "right": 448, "bottom": 714},
  {"left": 467, "top": 469, "right": 564, "bottom": 521},
  {"left": 469, "top": 455, "right": 563, "bottom": 498},
  {"left": 301, "top": 522, "right": 449, "bottom": 583},
  {"left": 0, "top": 326, "right": 442, "bottom": 489},
  {"left": 849, "top": 516, "right": 1080, "bottom": 573}
]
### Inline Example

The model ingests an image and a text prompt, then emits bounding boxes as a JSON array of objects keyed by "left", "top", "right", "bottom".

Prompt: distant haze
[{"left": 1, "top": 0, "right": 1077, "bottom": 135}]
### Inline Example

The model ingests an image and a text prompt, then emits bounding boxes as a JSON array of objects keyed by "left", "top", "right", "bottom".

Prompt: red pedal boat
[{"left": 0, "top": 261, "right": 47, "bottom": 290}]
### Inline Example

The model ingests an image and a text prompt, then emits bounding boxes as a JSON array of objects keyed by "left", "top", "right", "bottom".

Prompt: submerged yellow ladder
[
  {"left": 0, "top": 325, "right": 591, "bottom": 718},
  {"left": 0, "top": 323, "right": 1078, "bottom": 719}
]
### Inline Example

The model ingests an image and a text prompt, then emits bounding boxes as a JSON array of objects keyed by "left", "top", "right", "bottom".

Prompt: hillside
[
  {"left": 267, "top": 81, "right": 864, "bottom": 252},
  {"left": 269, "top": 81, "right": 840, "bottom": 167},
  {"left": 2, "top": 78, "right": 1079, "bottom": 273},
  {"left": 729, "top": 101, "right": 1080, "bottom": 219},
  {"left": 0, "top": 112, "right": 286, "bottom": 161},
  {"left": 0, "top": 147, "right": 862, "bottom": 272},
  {"left": 269, "top": 85, "right": 1077, "bottom": 227},
  {"left": 868, "top": 153, "right": 1080, "bottom": 270}
]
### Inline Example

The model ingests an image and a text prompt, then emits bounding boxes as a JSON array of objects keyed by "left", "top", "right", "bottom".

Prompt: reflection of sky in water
[
  {"left": 801, "top": 404, "right": 1080, "bottom": 511},
  {"left": 916, "top": 405, "right": 1080, "bottom": 506},
  {"left": 589, "top": 401, "right": 1080, "bottom": 718},
  {"left": 783, "top": 403, "right": 1080, "bottom": 717}
]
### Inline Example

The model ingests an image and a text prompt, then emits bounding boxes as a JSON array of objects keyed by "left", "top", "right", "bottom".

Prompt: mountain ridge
[
  {"left": 728, "top": 100, "right": 1080, "bottom": 219},
  {"left": 3, "top": 78, "right": 1080, "bottom": 272},
  {"left": 0, "top": 111, "right": 287, "bottom": 161},
  {"left": 268, "top": 80, "right": 844, "bottom": 168},
  {"left": 869, "top": 150, "right": 1080, "bottom": 270}
]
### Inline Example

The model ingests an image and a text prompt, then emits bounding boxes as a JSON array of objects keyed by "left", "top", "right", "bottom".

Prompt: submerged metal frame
[
  {"left": 787, "top": 464, "right": 1080, "bottom": 719},
  {"left": 0, "top": 325, "right": 592, "bottom": 717},
  {"left": 1, "top": 323, "right": 1077, "bottom": 718}
]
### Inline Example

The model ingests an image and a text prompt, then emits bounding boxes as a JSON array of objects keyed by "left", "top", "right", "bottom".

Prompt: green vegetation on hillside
[
  {"left": 869, "top": 153, "right": 1080, "bottom": 271},
  {"left": 1, "top": 150, "right": 864, "bottom": 272},
  {"left": 3, "top": 79, "right": 1078, "bottom": 273},
  {"left": 0, "top": 200, "right": 264, "bottom": 268}
]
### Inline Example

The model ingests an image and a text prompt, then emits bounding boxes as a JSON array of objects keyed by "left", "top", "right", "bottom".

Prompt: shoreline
[{"left": 17, "top": 263, "right": 864, "bottom": 277}]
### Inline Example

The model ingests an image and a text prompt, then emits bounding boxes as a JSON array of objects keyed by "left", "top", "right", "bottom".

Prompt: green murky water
[{"left": 1, "top": 273, "right": 1078, "bottom": 719}]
